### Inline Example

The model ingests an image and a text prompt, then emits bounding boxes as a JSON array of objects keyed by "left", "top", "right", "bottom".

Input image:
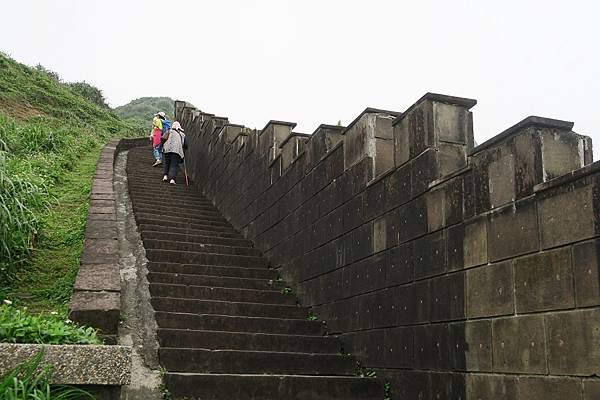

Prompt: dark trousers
[{"left": 163, "top": 152, "right": 181, "bottom": 181}]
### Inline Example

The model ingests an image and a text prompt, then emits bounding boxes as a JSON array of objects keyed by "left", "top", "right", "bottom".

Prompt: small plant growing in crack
[
  {"left": 355, "top": 361, "right": 377, "bottom": 378},
  {"left": 281, "top": 287, "right": 292, "bottom": 294},
  {"left": 307, "top": 312, "right": 318, "bottom": 321},
  {"left": 158, "top": 367, "right": 172, "bottom": 400},
  {"left": 383, "top": 381, "right": 392, "bottom": 400}
]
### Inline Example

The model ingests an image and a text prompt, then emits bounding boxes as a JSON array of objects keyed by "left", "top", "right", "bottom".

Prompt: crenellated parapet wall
[{"left": 175, "top": 94, "right": 600, "bottom": 399}]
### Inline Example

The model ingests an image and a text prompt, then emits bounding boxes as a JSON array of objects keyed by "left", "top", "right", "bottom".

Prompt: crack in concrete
[{"left": 114, "top": 150, "right": 162, "bottom": 400}]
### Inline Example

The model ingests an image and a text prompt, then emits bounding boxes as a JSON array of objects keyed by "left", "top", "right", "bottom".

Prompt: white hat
[
  {"left": 172, "top": 121, "right": 184, "bottom": 131},
  {"left": 155, "top": 111, "right": 166, "bottom": 118}
]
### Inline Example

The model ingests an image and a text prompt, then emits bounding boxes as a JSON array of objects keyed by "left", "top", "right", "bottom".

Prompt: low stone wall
[
  {"left": 176, "top": 94, "right": 600, "bottom": 399},
  {"left": 69, "top": 138, "right": 147, "bottom": 344},
  {"left": 0, "top": 343, "right": 131, "bottom": 399}
]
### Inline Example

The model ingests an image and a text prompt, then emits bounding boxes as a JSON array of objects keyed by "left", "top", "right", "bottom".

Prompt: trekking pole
[{"left": 183, "top": 156, "right": 189, "bottom": 187}]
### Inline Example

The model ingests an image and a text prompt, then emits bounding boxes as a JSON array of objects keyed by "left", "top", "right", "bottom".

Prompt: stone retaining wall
[
  {"left": 69, "top": 138, "right": 147, "bottom": 344},
  {"left": 176, "top": 94, "right": 600, "bottom": 399},
  {"left": 0, "top": 343, "right": 131, "bottom": 399}
]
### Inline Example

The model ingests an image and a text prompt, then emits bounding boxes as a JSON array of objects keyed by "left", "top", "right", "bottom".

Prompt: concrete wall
[{"left": 175, "top": 94, "right": 600, "bottom": 400}]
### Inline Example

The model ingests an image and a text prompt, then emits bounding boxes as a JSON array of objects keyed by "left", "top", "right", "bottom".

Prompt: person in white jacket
[{"left": 161, "top": 121, "right": 186, "bottom": 184}]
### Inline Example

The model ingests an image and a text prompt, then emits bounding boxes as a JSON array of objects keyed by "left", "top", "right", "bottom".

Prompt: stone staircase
[{"left": 126, "top": 146, "right": 383, "bottom": 400}]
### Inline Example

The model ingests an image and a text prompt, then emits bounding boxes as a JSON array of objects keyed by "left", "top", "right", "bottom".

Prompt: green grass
[
  {"left": 0, "top": 52, "right": 141, "bottom": 318},
  {"left": 0, "top": 304, "right": 100, "bottom": 345},
  {"left": 6, "top": 148, "right": 102, "bottom": 312}
]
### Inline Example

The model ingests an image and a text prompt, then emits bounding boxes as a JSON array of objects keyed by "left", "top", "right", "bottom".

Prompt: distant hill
[{"left": 114, "top": 97, "right": 195, "bottom": 126}]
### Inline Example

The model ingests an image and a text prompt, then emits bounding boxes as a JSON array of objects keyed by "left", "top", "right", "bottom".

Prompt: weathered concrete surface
[
  {"left": 0, "top": 344, "right": 130, "bottom": 385},
  {"left": 69, "top": 140, "right": 121, "bottom": 338},
  {"left": 114, "top": 150, "right": 162, "bottom": 400}
]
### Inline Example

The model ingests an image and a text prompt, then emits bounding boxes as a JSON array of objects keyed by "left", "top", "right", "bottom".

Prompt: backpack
[{"left": 161, "top": 119, "right": 172, "bottom": 134}]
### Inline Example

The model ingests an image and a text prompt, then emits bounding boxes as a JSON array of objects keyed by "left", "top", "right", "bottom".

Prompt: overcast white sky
[{"left": 2, "top": 1, "right": 599, "bottom": 154}]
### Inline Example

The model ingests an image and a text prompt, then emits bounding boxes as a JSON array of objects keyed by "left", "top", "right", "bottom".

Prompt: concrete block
[
  {"left": 438, "top": 142, "right": 467, "bottom": 176},
  {"left": 74, "top": 264, "right": 120, "bottom": 292},
  {"left": 538, "top": 183, "right": 597, "bottom": 249},
  {"left": 446, "top": 224, "right": 464, "bottom": 271},
  {"left": 546, "top": 309, "right": 600, "bottom": 376},
  {"left": 572, "top": 240, "right": 600, "bottom": 307},
  {"left": 364, "top": 178, "right": 386, "bottom": 221},
  {"left": 80, "top": 238, "right": 119, "bottom": 264},
  {"left": 69, "top": 291, "right": 120, "bottom": 334},
  {"left": 385, "top": 208, "right": 400, "bottom": 249},
  {"left": 373, "top": 215, "right": 387, "bottom": 253},
  {"left": 413, "top": 280, "right": 431, "bottom": 324},
  {"left": 375, "top": 140, "right": 395, "bottom": 178},
  {"left": 541, "top": 130, "right": 588, "bottom": 180},
  {"left": 488, "top": 153, "right": 516, "bottom": 208},
  {"left": 584, "top": 379, "right": 600, "bottom": 400},
  {"left": 384, "top": 326, "right": 414, "bottom": 368},
  {"left": 492, "top": 315, "right": 547, "bottom": 374},
  {"left": 517, "top": 376, "right": 582, "bottom": 400},
  {"left": 431, "top": 272, "right": 465, "bottom": 322},
  {"left": 465, "top": 320, "right": 493, "bottom": 372},
  {"left": 343, "top": 110, "right": 396, "bottom": 171},
  {"left": 426, "top": 176, "right": 463, "bottom": 231},
  {"left": 464, "top": 217, "right": 488, "bottom": 268},
  {"left": 466, "top": 261, "right": 514, "bottom": 318},
  {"left": 411, "top": 149, "right": 438, "bottom": 195},
  {"left": 514, "top": 248, "right": 575, "bottom": 313},
  {"left": 394, "top": 284, "right": 417, "bottom": 326},
  {"left": 0, "top": 344, "right": 131, "bottom": 385},
  {"left": 385, "top": 165, "right": 411, "bottom": 213},
  {"left": 398, "top": 197, "right": 427, "bottom": 243},
  {"left": 429, "top": 372, "right": 466, "bottom": 400},
  {"left": 488, "top": 199, "right": 539, "bottom": 262},
  {"left": 387, "top": 243, "right": 414, "bottom": 285},
  {"left": 433, "top": 101, "right": 472, "bottom": 145},
  {"left": 412, "top": 231, "right": 446, "bottom": 279},
  {"left": 466, "top": 374, "right": 518, "bottom": 400},
  {"left": 387, "top": 370, "right": 431, "bottom": 400}
]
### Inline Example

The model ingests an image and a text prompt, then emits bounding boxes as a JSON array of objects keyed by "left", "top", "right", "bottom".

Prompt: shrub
[{"left": 0, "top": 303, "right": 101, "bottom": 345}]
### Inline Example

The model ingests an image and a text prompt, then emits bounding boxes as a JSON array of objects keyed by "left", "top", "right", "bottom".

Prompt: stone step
[
  {"left": 164, "top": 373, "right": 384, "bottom": 400},
  {"left": 145, "top": 249, "right": 269, "bottom": 268},
  {"left": 154, "top": 312, "right": 324, "bottom": 335},
  {"left": 148, "top": 263, "right": 278, "bottom": 280},
  {"left": 159, "top": 348, "right": 356, "bottom": 375},
  {"left": 141, "top": 230, "right": 252, "bottom": 248},
  {"left": 149, "top": 283, "right": 295, "bottom": 305},
  {"left": 148, "top": 272, "right": 284, "bottom": 291},
  {"left": 127, "top": 184, "right": 210, "bottom": 200},
  {"left": 135, "top": 218, "right": 238, "bottom": 234},
  {"left": 128, "top": 190, "right": 214, "bottom": 206},
  {"left": 142, "top": 239, "right": 261, "bottom": 257},
  {"left": 151, "top": 297, "right": 307, "bottom": 319},
  {"left": 139, "top": 224, "right": 243, "bottom": 239},
  {"left": 135, "top": 212, "right": 231, "bottom": 228},
  {"left": 133, "top": 205, "right": 226, "bottom": 222},
  {"left": 133, "top": 205, "right": 223, "bottom": 219},
  {"left": 157, "top": 329, "right": 340, "bottom": 353},
  {"left": 131, "top": 199, "right": 218, "bottom": 214},
  {"left": 128, "top": 193, "right": 216, "bottom": 209}
]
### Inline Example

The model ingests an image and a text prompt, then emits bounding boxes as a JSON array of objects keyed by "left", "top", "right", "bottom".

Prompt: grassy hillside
[
  {"left": 114, "top": 96, "right": 196, "bottom": 129},
  {"left": 0, "top": 52, "right": 141, "bottom": 311},
  {"left": 114, "top": 96, "right": 174, "bottom": 125}
]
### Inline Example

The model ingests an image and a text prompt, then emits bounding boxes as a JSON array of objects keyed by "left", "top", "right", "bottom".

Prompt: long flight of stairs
[{"left": 125, "top": 146, "right": 383, "bottom": 400}]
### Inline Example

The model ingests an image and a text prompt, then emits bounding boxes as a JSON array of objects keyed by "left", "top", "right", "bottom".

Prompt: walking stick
[{"left": 183, "top": 156, "right": 189, "bottom": 187}]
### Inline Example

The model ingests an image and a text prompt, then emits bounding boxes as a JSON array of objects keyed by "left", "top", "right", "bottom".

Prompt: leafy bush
[
  {"left": 0, "top": 350, "right": 93, "bottom": 399},
  {"left": 0, "top": 303, "right": 101, "bottom": 345},
  {"left": 65, "top": 82, "right": 109, "bottom": 109}
]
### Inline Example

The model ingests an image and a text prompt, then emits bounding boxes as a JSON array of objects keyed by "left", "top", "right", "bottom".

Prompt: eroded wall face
[{"left": 176, "top": 95, "right": 600, "bottom": 400}]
